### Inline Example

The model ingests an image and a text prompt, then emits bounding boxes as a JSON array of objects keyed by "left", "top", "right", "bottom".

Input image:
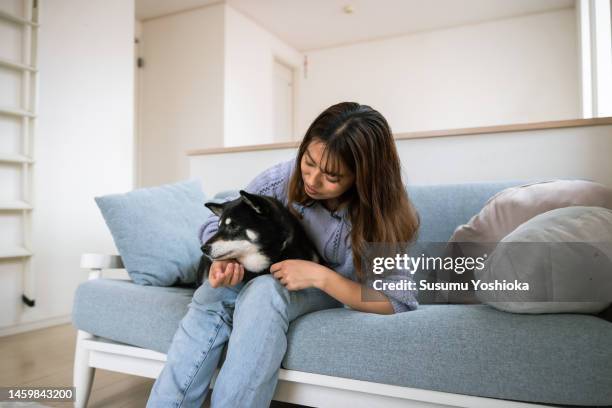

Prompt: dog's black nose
[{"left": 201, "top": 244, "right": 211, "bottom": 255}]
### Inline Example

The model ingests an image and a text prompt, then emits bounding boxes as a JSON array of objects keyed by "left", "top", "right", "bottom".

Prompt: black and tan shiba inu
[{"left": 196, "top": 190, "right": 320, "bottom": 288}]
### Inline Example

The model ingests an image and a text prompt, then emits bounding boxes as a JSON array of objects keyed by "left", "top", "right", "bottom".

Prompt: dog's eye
[{"left": 220, "top": 217, "right": 240, "bottom": 232}]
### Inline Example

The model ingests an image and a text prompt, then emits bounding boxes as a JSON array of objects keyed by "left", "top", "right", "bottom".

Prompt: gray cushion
[
  {"left": 72, "top": 278, "right": 612, "bottom": 406},
  {"left": 477, "top": 206, "right": 612, "bottom": 314}
]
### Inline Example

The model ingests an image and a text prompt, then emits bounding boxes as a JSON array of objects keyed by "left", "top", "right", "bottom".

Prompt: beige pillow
[
  {"left": 444, "top": 179, "right": 612, "bottom": 305},
  {"left": 450, "top": 179, "right": 612, "bottom": 245}
]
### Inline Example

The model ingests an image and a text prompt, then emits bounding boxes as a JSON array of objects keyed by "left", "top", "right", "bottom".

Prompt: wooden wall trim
[{"left": 187, "top": 117, "right": 612, "bottom": 156}]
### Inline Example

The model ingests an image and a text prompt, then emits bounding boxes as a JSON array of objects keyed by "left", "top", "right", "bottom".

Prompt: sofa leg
[{"left": 74, "top": 330, "right": 95, "bottom": 408}]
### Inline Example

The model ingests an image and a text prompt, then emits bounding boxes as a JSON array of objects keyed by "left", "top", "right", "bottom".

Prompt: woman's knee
[
  {"left": 235, "top": 274, "right": 289, "bottom": 314},
  {"left": 242, "top": 274, "right": 287, "bottom": 296}
]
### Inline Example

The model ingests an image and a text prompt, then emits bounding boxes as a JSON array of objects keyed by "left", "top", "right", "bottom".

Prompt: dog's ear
[
  {"left": 239, "top": 190, "right": 266, "bottom": 215},
  {"left": 204, "top": 202, "right": 225, "bottom": 217}
]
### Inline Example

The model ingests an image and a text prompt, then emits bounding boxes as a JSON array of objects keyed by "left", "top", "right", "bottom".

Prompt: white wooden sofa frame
[{"left": 74, "top": 253, "right": 552, "bottom": 408}]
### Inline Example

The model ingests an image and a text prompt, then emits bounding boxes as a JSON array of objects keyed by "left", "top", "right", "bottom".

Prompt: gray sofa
[{"left": 72, "top": 180, "right": 612, "bottom": 407}]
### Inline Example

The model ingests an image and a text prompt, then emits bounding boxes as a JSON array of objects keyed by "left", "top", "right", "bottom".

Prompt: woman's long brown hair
[{"left": 287, "top": 102, "right": 420, "bottom": 282}]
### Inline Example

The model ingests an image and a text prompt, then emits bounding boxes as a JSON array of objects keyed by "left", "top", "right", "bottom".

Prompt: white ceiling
[{"left": 136, "top": 0, "right": 575, "bottom": 51}]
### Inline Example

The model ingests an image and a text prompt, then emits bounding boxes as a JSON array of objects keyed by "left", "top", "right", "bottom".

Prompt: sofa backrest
[
  {"left": 408, "top": 179, "right": 529, "bottom": 243},
  {"left": 213, "top": 179, "right": 534, "bottom": 243},
  {"left": 214, "top": 177, "right": 589, "bottom": 304}
]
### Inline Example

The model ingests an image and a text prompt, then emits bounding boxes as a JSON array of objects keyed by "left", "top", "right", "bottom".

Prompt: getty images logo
[{"left": 371, "top": 253, "right": 488, "bottom": 275}]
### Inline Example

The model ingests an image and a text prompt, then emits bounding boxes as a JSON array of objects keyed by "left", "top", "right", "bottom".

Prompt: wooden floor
[{"left": 0, "top": 323, "right": 309, "bottom": 408}]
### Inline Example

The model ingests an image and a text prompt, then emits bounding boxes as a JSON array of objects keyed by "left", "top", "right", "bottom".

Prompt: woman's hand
[
  {"left": 269, "top": 260, "right": 329, "bottom": 291},
  {"left": 208, "top": 259, "right": 245, "bottom": 288}
]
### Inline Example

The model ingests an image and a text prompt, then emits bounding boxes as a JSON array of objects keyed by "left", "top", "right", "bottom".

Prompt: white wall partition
[{"left": 189, "top": 123, "right": 612, "bottom": 198}]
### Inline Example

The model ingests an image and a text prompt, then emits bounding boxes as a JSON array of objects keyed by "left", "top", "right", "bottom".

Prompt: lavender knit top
[{"left": 198, "top": 156, "right": 419, "bottom": 314}]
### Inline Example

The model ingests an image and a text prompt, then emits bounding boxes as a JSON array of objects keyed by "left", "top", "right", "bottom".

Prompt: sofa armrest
[{"left": 80, "top": 253, "right": 124, "bottom": 280}]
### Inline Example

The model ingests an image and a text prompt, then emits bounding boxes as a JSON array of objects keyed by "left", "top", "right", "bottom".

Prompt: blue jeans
[{"left": 146, "top": 274, "right": 343, "bottom": 408}]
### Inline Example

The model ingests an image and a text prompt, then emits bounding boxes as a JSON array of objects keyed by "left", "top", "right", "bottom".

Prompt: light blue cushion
[{"left": 95, "top": 179, "right": 210, "bottom": 286}]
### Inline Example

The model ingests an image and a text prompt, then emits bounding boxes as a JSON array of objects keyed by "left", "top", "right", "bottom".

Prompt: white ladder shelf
[{"left": 0, "top": 0, "right": 39, "bottom": 307}]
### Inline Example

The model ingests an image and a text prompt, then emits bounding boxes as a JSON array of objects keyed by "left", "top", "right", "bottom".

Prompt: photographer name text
[{"left": 371, "top": 279, "right": 529, "bottom": 291}]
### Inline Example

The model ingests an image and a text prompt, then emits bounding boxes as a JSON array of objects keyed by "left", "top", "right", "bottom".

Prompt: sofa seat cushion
[
  {"left": 73, "top": 279, "right": 194, "bottom": 353},
  {"left": 73, "top": 279, "right": 612, "bottom": 406},
  {"left": 283, "top": 305, "right": 612, "bottom": 407}
]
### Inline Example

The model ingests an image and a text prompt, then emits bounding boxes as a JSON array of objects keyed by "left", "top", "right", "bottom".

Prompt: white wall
[
  {"left": 224, "top": 6, "right": 302, "bottom": 147},
  {"left": 190, "top": 124, "right": 612, "bottom": 198},
  {"left": 142, "top": 6, "right": 582, "bottom": 183},
  {"left": 138, "top": 4, "right": 225, "bottom": 187},
  {"left": 0, "top": 0, "right": 134, "bottom": 335},
  {"left": 296, "top": 8, "right": 580, "bottom": 136}
]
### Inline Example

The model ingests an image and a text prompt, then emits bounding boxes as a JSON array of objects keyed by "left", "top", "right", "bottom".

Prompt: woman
[{"left": 147, "top": 102, "right": 420, "bottom": 407}]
